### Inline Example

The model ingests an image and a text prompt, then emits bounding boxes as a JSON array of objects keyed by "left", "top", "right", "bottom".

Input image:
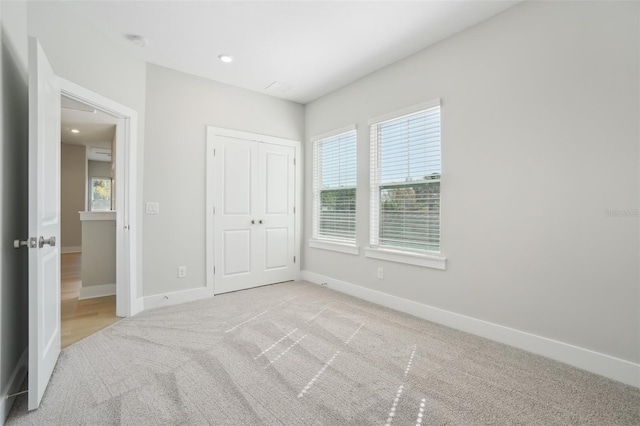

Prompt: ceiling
[
  {"left": 61, "top": 96, "right": 118, "bottom": 161},
  {"left": 63, "top": 1, "right": 519, "bottom": 104}
]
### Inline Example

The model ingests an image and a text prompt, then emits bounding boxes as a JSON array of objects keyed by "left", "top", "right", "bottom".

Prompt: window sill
[
  {"left": 364, "top": 247, "right": 446, "bottom": 270},
  {"left": 79, "top": 211, "right": 116, "bottom": 221},
  {"left": 308, "top": 239, "right": 360, "bottom": 255}
]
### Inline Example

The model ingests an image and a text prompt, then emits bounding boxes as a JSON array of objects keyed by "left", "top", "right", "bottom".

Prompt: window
[
  {"left": 312, "top": 129, "right": 357, "bottom": 244},
  {"left": 370, "top": 102, "right": 441, "bottom": 254},
  {"left": 90, "top": 177, "right": 112, "bottom": 211}
]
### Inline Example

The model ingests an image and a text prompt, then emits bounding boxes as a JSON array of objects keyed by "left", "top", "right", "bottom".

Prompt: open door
[{"left": 27, "top": 37, "right": 61, "bottom": 410}]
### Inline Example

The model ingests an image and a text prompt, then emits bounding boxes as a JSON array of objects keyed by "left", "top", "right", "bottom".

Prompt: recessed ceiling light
[
  {"left": 218, "top": 54, "right": 234, "bottom": 63},
  {"left": 71, "top": 129, "right": 80, "bottom": 133}
]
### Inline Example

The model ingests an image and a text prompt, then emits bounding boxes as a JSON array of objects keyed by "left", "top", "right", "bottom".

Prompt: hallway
[{"left": 61, "top": 253, "right": 119, "bottom": 348}]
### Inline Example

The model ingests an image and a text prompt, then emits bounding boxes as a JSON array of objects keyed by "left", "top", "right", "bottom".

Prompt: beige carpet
[{"left": 7, "top": 281, "right": 639, "bottom": 425}]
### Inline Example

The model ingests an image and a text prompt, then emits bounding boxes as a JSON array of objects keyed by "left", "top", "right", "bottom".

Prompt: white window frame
[
  {"left": 367, "top": 100, "right": 446, "bottom": 270},
  {"left": 309, "top": 125, "right": 359, "bottom": 255}
]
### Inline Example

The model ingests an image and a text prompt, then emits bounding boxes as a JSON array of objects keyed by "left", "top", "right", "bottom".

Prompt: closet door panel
[{"left": 213, "top": 137, "right": 258, "bottom": 293}]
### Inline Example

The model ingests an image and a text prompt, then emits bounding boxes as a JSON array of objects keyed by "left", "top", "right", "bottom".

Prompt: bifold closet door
[{"left": 213, "top": 136, "right": 295, "bottom": 294}]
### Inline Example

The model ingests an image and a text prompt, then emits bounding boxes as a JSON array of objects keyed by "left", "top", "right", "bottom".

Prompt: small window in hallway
[{"left": 90, "top": 177, "right": 112, "bottom": 211}]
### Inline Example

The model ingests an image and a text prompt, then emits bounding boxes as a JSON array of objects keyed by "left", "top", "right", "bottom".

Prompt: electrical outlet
[
  {"left": 377, "top": 267, "right": 384, "bottom": 279},
  {"left": 146, "top": 202, "right": 160, "bottom": 214},
  {"left": 178, "top": 266, "right": 187, "bottom": 278}
]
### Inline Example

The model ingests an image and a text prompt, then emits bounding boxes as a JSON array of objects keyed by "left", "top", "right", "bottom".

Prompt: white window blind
[
  {"left": 312, "top": 130, "right": 357, "bottom": 242},
  {"left": 370, "top": 104, "right": 441, "bottom": 253}
]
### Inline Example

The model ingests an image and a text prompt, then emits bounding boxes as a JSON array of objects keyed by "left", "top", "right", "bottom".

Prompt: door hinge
[
  {"left": 214, "top": 266, "right": 216, "bottom": 274},
  {"left": 293, "top": 256, "right": 296, "bottom": 263},
  {"left": 213, "top": 206, "right": 216, "bottom": 214},
  {"left": 293, "top": 158, "right": 296, "bottom": 166},
  {"left": 293, "top": 206, "right": 296, "bottom": 214},
  {"left": 214, "top": 149, "right": 216, "bottom": 156}
]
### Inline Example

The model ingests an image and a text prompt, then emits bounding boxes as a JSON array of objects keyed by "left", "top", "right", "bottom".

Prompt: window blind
[
  {"left": 313, "top": 130, "right": 357, "bottom": 242},
  {"left": 370, "top": 105, "right": 441, "bottom": 252}
]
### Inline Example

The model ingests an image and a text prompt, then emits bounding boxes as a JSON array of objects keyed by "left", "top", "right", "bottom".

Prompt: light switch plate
[{"left": 146, "top": 202, "right": 159, "bottom": 214}]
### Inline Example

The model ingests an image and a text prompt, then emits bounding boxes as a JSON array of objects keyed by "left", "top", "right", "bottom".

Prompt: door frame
[
  {"left": 60, "top": 78, "right": 140, "bottom": 316},
  {"left": 206, "top": 127, "right": 302, "bottom": 295}
]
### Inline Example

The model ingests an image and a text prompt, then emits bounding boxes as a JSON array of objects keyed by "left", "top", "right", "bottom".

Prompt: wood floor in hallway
[{"left": 61, "top": 252, "right": 120, "bottom": 348}]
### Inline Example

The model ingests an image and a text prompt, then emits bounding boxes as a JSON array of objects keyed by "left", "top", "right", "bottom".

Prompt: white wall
[
  {"left": 88, "top": 160, "right": 111, "bottom": 179},
  {"left": 27, "top": 0, "right": 146, "bottom": 297},
  {"left": 0, "top": 0, "right": 29, "bottom": 420},
  {"left": 27, "top": 2, "right": 146, "bottom": 121},
  {"left": 143, "top": 64, "right": 304, "bottom": 298},
  {"left": 304, "top": 0, "right": 639, "bottom": 366},
  {"left": 81, "top": 219, "right": 116, "bottom": 288}
]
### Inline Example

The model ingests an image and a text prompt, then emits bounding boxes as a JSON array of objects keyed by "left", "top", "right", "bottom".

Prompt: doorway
[
  {"left": 59, "top": 78, "right": 141, "bottom": 318},
  {"left": 60, "top": 95, "right": 120, "bottom": 347}
]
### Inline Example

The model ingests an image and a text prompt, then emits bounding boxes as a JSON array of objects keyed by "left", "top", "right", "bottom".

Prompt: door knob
[
  {"left": 251, "top": 220, "right": 255, "bottom": 224},
  {"left": 259, "top": 220, "right": 263, "bottom": 224},
  {"left": 39, "top": 236, "right": 56, "bottom": 248}
]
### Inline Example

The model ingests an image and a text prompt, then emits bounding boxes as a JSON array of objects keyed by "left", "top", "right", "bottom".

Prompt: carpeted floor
[{"left": 6, "top": 281, "right": 640, "bottom": 425}]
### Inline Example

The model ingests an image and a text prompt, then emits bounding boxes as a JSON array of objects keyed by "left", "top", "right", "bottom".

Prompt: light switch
[{"left": 146, "top": 202, "right": 159, "bottom": 214}]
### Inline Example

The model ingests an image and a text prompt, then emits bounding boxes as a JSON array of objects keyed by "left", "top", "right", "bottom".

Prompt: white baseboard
[
  {"left": 1, "top": 348, "right": 28, "bottom": 422},
  {"left": 79, "top": 283, "right": 116, "bottom": 300},
  {"left": 301, "top": 270, "right": 640, "bottom": 388},
  {"left": 61, "top": 246, "right": 81, "bottom": 253},
  {"left": 142, "top": 286, "right": 214, "bottom": 311}
]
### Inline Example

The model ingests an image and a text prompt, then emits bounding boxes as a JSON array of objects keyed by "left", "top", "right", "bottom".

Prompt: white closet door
[
  {"left": 257, "top": 142, "right": 295, "bottom": 284},
  {"left": 213, "top": 135, "right": 296, "bottom": 294}
]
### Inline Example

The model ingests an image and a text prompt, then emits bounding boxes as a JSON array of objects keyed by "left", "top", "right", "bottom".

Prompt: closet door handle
[
  {"left": 251, "top": 220, "right": 255, "bottom": 225},
  {"left": 259, "top": 220, "right": 263, "bottom": 224}
]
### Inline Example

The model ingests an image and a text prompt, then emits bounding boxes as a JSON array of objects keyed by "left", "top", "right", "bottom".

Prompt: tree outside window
[{"left": 91, "top": 178, "right": 112, "bottom": 211}]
